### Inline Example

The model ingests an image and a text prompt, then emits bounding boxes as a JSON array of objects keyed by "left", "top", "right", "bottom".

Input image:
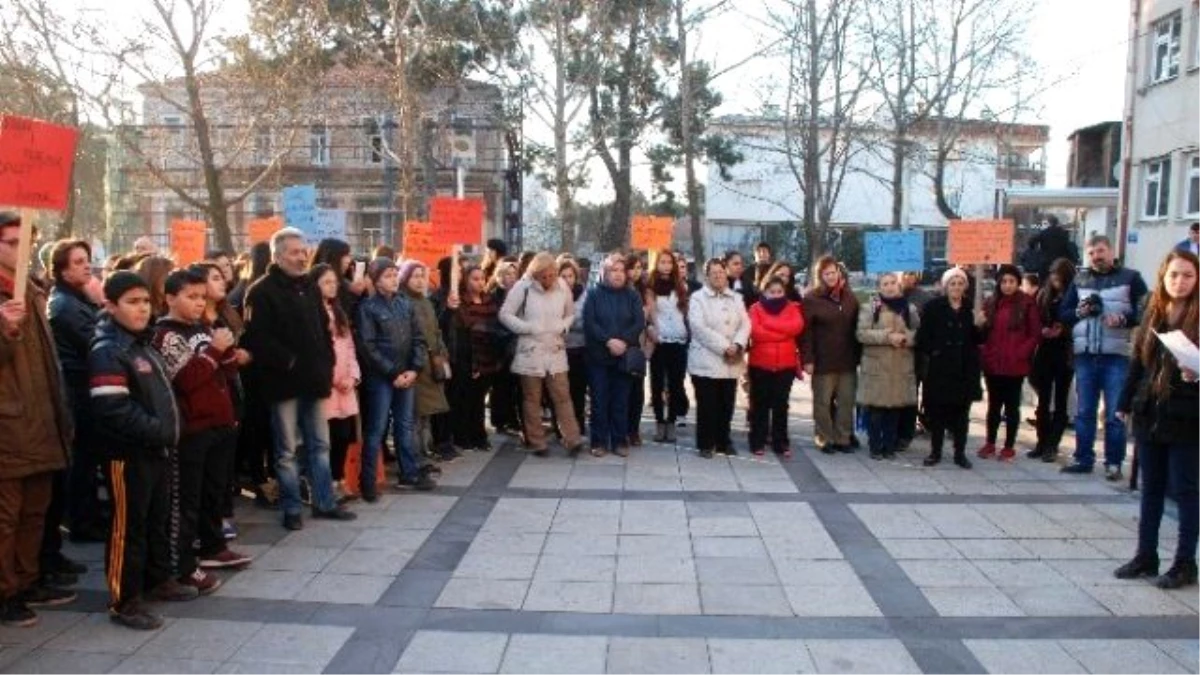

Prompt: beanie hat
[
  {"left": 367, "top": 257, "right": 396, "bottom": 283},
  {"left": 103, "top": 270, "right": 150, "bottom": 303},
  {"left": 996, "top": 264, "right": 1022, "bottom": 283},
  {"left": 941, "top": 266, "right": 969, "bottom": 288},
  {"left": 396, "top": 259, "right": 424, "bottom": 288}
]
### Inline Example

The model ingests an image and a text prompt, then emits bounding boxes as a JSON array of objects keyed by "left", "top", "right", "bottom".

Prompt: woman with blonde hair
[
  {"left": 801, "top": 255, "right": 861, "bottom": 453},
  {"left": 1114, "top": 250, "right": 1198, "bottom": 589}
]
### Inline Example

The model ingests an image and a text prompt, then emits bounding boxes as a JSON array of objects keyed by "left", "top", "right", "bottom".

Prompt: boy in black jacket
[{"left": 89, "top": 272, "right": 197, "bottom": 631}]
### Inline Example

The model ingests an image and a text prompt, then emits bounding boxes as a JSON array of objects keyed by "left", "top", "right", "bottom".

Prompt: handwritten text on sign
[
  {"left": 429, "top": 197, "right": 484, "bottom": 246},
  {"left": 0, "top": 115, "right": 80, "bottom": 211},
  {"left": 403, "top": 221, "right": 449, "bottom": 287},
  {"left": 282, "top": 185, "right": 317, "bottom": 235},
  {"left": 312, "top": 209, "right": 347, "bottom": 245},
  {"left": 947, "top": 219, "right": 1015, "bottom": 265},
  {"left": 171, "top": 220, "right": 207, "bottom": 266},
  {"left": 865, "top": 231, "right": 925, "bottom": 274},
  {"left": 631, "top": 216, "right": 674, "bottom": 251}
]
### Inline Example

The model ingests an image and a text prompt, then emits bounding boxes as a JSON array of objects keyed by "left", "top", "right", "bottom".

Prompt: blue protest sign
[
  {"left": 312, "top": 208, "right": 347, "bottom": 245},
  {"left": 865, "top": 231, "right": 925, "bottom": 274},
  {"left": 282, "top": 185, "right": 317, "bottom": 236}
]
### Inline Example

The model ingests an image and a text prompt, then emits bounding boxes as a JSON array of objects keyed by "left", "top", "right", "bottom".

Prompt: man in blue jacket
[{"left": 1058, "top": 235, "right": 1148, "bottom": 479}]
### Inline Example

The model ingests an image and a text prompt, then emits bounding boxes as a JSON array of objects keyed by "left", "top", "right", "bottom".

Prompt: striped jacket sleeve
[{"left": 88, "top": 342, "right": 173, "bottom": 448}]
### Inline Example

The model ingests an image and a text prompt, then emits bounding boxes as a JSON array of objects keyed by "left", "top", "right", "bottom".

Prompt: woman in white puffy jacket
[{"left": 687, "top": 257, "right": 751, "bottom": 458}]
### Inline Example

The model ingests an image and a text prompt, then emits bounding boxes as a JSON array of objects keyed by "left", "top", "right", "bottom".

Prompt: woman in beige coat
[
  {"left": 499, "top": 252, "right": 588, "bottom": 457},
  {"left": 857, "top": 272, "right": 919, "bottom": 460}
]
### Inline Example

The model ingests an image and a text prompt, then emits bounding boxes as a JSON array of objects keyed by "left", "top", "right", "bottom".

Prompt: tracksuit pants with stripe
[{"left": 106, "top": 454, "right": 172, "bottom": 611}]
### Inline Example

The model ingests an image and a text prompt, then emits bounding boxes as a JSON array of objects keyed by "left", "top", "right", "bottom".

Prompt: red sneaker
[
  {"left": 751, "top": 448, "right": 766, "bottom": 457},
  {"left": 976, "top": 443, "right": 997, "bottom": 459},
  {"left": 999, "top": 447, "right": 1016, "bottom": 462},
  {"left": 180, "top": 568, "right": 222, "bottom": 596},
  {"left": 199, "top": 548, "right": 253, "bottom": 569}
]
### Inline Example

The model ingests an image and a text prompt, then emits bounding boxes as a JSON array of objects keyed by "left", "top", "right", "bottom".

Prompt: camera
[{"left": 1080, "top": 293, "right": 1103, "bottom": 317}]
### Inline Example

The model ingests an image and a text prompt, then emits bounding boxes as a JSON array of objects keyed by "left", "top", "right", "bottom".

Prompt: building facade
[
  {"left": 704, "top": 115, "right": 1049, "bottom": 265},
  {"left": 106, "top": 67, "right": 512, "bottom": 254},
  {"left": 1120, "top": 0, "right": 1200, "bottom": 281}
]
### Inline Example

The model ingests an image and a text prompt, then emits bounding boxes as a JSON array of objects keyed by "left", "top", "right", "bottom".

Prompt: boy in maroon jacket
[{"left": 152, "top": 268, "right": 252, "bottom": 595}]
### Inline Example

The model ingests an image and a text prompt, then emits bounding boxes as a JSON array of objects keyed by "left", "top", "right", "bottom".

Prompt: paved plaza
[{"left": 2, "top": 383, "right": 1197, "bottom": 674}]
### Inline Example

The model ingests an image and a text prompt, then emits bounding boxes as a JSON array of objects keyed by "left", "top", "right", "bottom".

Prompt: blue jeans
[
  {"left": 1136, "top": 429, "right": 1199, "bottom": 562},
  {"left": 363, "top": 376, "right": 418, "bottom": 486},
  {"left": 270, "top": 397, "right": 336, "bottom": 516},
  {"left": 1073, "top": 354, "right": 1129, "bottom": 469},
  {"left": 588, "top": 362, "right": 631, "bottom": 450}
]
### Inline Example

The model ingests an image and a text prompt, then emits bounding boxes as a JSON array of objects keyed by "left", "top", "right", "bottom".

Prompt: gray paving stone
[
  {"left": 699, "top": 584, "right": 792, "bottom": 616},
  {"left": 898, "top": 559, "right": 992, "bottom": 587},
  {"left": 115, "top": 656, "right": 222, "bottom": 674},
  {"left": 849, "top": 505, "right": 940, "bottom": 539},
  {"left": 138, "top": 618, "right": 262, "bottom": 661},
  {"left": 534, "top": 554, "right": 617, "bottom": 582},
  {"left": 763, "top": 535, "right": 844, "bottom": 560},
  {"left": 215, "top": 569, "right": 315, "bottom": 601},
  {"left": 964, "top": 639, "right": 1087, "bottom": 673},
  {"left": 218, "top": 659, "right": 328, "bottom": 673},
  {"left": 613, "top": 583, "right": 702, "bottom": 615},
  {"left": 394, "top": 630, "right": 509, "bottom": 674},
  {"left": 707, "top": 638, "right": 815, "bottom": 673},
  {"left": 500, "top": 634, "right": 609, "bottom": 674},
  {"left": 435, "top": 578, "right": 530, "bottom": 610},
  {"left": 277, "top": 525, "right": 363, "bottom": 549},
  {"left": 300, "top": 573, "right": 393, "bottom": 604},
  {"left": 250, "top": 545, "right": 340, "bottom": 573},
  {"left": 948, "top": 538, "right": 1036, "bottom": 560},
  {"left": 692, "top": 536, "right": 769, "bottom": 559},
  {"left": 350, "top": 527, "right": 432, "bottom": 551},
  {"left": 688, "top": 516, "right": 759, "bottom": 537},
  {"left": 3, "top": 648, "right": 125, "bottom": 673},
  {"left": 606, "top": 637, "right": 711, "bottom": 674},
  {"left": 1059, "top": 639, "right": 1192, "bottom": 674},
  {"left": 975, "top": 560, "right": 1071, "bottom": 587},
  {"left": 620, "top": 501, "right": 689, "bottom": 535},
  {"left": 1085, "top": 537, "right": 1143, "bottom": 559},
  {"left": 978, "top": 505, "right": 1074, "bottom": 539},
  {"left": 1154, "top": 639, "right": 1200, "bottom": 671},
  {"left": 616, "top": 555, "right": 697, "bottom": 584},
  {"left": 805, "top": 639, "right": 921, "bottom": 673},
  {"left": 230, "top": 623, "right": 354, "bottom": 667},
  {"left": 1001, "top": 585, "right": 1111, "bottom": 616},
  {"left": 544, "top": 533, "right": 619, "bottom": 556},
  {"left": 523, "top": 580, "right": 614, "bottom": 613},
  {"left": 1016, "top": 538, "right": 1106, "bottom": 559},
  {"left": 695, "top": 557, "right": 780, "bottom": 585},
  {"left": 1046, "top": 559, "right": 1148, "bottom": 586},
  {"left": 453, "top": 553, "right": 540, "bottom": 580},
  {"left": 773, "top": 560, "right": 860, "bottom": 587},
  {"left": 325, "top": 547, "right": 414, "bottom": 576},
  {"left": 618, "top": 535, "right": 693, "bottom": 558},
  {"left": 921, "top": 586, "right": 1025, "bottom": 617},
  {"left": 880, "top": 538, "right": 964, "bottom": 560},
  {"left": 1082, "top": 585, "right": 1197, "bottom": 617},
  {"left": 785, "top": 584, "right": 882, "bottom": 617},
  {"left": 468, "top": 532, "right": 547, "bottom": 555},
  {"left": 0, "top": 609, "right": 84, "bottom": 646},
  {"left": 915, "top": 505, "right": 1006, "bottom": 538},
  {"left": 43, "top": 613, "right": 166, "bottom": 654},
  {"left": 551, "top": 513, "right": 622, "bottom": 535}
]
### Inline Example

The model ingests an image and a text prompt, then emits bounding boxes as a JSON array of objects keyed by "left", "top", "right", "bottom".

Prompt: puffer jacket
[
  {"left": 408, "top": 289, "right": 450, "bottom": 417},
  {"left": 748, "top": 300, "right": 805, "bottom": 372},
  {"left": 687, "top": 285, "right": 751, "bottom": 379},
  {"left": 48, "top": 281, "right": 100, "bottom": 395},
  {"left": 856, "top": 298, "right": 919, "bottom": 408},
  {"left": 240, "top": 265, "right": 334, "bottom": 402},
  {"left": 1060, "top": 265, "right": 1148, "bottom": 357},
  {"left": 89, "top": 314, "right": 179, "bottom": 459},
  {"left": 324, "top": 304, "right": 361, "bottom": 420},
  {"left": 583, "top": 282, "right": 645, "bottom": 367},
  {"left": 0, "top": 272, "right": 71, "bottom": 478},
  {"left": 1118, "top": 327, "right": 1199, "bottom": 445},
  {"left": 980, "top": 292, "right": 1042, "bottom": 377},
  {"left": 356, "top": 291, "right": 427, "bottom": 381},
  {"left": 499, "top": 277, "right": 575, "bottom": 377}
]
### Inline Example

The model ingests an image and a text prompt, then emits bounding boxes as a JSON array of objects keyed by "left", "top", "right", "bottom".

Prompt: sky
[{"left": 61, "top": 0, "right": 1131, "bottom": 201}]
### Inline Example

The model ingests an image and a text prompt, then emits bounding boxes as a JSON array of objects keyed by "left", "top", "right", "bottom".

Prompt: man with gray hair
[{"left": 241, "top": 228, "right": 356, "bottom": 530}]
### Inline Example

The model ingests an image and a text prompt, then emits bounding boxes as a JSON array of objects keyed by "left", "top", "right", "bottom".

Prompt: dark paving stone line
[
  {"left": 779, "top": 445, "right": 837, "bottom": 493},
  {"left": 903, "top": 638, "right": 989, "bottom": 674}
]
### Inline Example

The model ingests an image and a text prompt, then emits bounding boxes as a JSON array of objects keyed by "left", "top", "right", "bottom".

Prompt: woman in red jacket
[
  {"left": 978, "top": 264, "right": 1042, "bottom": 461},
  {"left": 748, "top": 277, "right": 806, "bottom": 458}
]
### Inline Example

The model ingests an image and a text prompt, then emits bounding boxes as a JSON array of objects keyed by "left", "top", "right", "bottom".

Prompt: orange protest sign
[
  {"left": 947, "top": 219, "right": 1016, "bottom": 265},
  {"left": 402, "top": 221, "right": 450, "bottom": 287},
  {"left": 631, "top": 215, "right": 674, "bottom": 251},
  {"left": 429, "top": 197, "right": 484, "bottom": 246},
  {"left": 0, "top": 115, "right": 80, "bottom": 211},
  {"left": 171, "top": 220, "right": 208, "bottom": 266},
  {"left": 247, "top": 216, "right": 282, "bottom": 245}
]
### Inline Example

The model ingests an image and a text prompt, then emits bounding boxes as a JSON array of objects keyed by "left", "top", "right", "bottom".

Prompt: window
[
  {"left": 253, "top": 127, "right": 272, "bottom": 165},
  {"left": 362, "top": 117, "right": 384, "bottom": 164},
  {"left": 250, "top": 193, "right": 273, "bottom": 217},
  {"left": 1143, "top": 157, "right": 1172, "bottom": 219},
  {"left": 162, "top": 115, "right": 185, "bottom": 149},
  {"left": 1151, "top": 13, "right": 1182, "bottom": 83},
  {"left": 1186, "top": 155, "right": 1199, "bottom": 217},
  {"left": 309, "top": 124, "right": 330, "bottom": 166}
]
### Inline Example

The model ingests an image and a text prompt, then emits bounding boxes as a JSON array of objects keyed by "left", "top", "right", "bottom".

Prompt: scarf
[
  {"left": 879, "top": 295, "right": 910, "bottom": 327},
  {"left": 571, "top": 283, "right": 583, "bottom": 301},
  {"left": 652, "top": 277, "right": 675, "bottom": 297},
  {"left": 760, "top": 296, "right": 788, "bottom": 315}
]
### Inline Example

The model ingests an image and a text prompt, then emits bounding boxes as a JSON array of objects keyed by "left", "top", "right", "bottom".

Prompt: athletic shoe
[
  {"left": 180, "top": 569, "right": 222, "bottom": 595},
  {"left": 199, "top": 548, "right": 254, "bottom": 569},
  {"left": 976, "top": 443, "right": 996, "bottom": 459},
  {"left": 283, "top": 513, "right": 303, "bottom": 531},
  {"left": 19, "top": 585, "right": 76, "bottom": 607},
  {"left": 0, "top": 599, "right": 37, "bottom": 627},
  {"left": 109, "top": 602, "right": 163, "bottom": 630},
  {"left": 1061, "top": 463, "right": 1093, "bottom": 474},
  {"left": 312, "top": 507, "right": 358, "bottom": 521},
  {"left": 999, "top": 447, "right": 1016, "bottom": 462},
  {"left": 1105, "top": 466, "right": 1124, "bottom": 481},
  {"left": 149, "top": 579, "right": 199, "bottom": 602}
]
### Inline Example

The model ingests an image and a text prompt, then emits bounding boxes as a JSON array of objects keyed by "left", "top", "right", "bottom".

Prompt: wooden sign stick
[
  {"left": 450, "top": 246, "right": 461, "bottom": 298},
  {"left": 13, "top": 209, "right": 35, "bottom": 301}
]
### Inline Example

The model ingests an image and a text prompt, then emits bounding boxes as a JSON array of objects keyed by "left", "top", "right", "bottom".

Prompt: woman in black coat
[{"left": 915, "top": 267, "right": 986, "bottom": 468}]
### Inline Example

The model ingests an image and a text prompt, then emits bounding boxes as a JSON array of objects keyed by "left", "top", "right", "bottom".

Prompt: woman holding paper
[{"left": 1115, "top": 250, "right": 1199, "bottom": 590}]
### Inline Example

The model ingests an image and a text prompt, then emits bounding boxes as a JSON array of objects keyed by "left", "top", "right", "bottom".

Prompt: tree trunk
[
  {"left": 603, "top": 7, "right": 642, "bottom": 252},
  {"left": 553, "top": 8, "right": 576, "bottom": 252},
  {"left": 182, "top": 51, "right": 232, "bottom": 252},
  {"left": 890, "top": 137, "right": 905, "bottom": 229},
  {"left": 675, "top": 0, "right": 703, "bottom": 264},
  {"left": 933, "top": 144, "right": 960, "bottom": 221},
  {"left": 608, "top": 170, "right": 632, "bottom": 251}
]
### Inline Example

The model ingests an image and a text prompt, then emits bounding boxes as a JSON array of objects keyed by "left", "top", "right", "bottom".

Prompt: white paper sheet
[{"left": 1155, "top": 330, "right": 1200, "bottom": 373}]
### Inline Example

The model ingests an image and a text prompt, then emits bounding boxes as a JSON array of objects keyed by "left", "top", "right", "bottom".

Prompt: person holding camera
[{"left": 1058, "top": 235, "right": 1148, "bottom": 480}]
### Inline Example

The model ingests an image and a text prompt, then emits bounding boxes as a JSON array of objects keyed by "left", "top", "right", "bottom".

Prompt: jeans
[
  {"left": 692, "top": 376, "right": 737, "bottom": 452},
  {"left": 1136, "top": 429, "right": 1199, "bottom": 562},
  {"left": 270, "top": 397, "right": 337, "bottom": 516},
  {"left": 748, "top": 367, "right": 794, "bottom": 452},
  {"left": 1034, "top": 359, "right": 1073, "bottom": 452},
  {"left": 588, "top": 362, "right": 632, "bottom": 449},
  {"left": 985, "top": 374, "right": 1024, "bottom": 448},
  {"left": 363, "top": 377, "right": 419, "bottom": 486},
  {"left": 1073, "top": 354, "right": 1129, "bottom": 469},
  {"left": 650, "top": 343, "right": 688, "bottom": 424},
  {"left": 867, "top": 406, "right": 901, "bottom": 454}
]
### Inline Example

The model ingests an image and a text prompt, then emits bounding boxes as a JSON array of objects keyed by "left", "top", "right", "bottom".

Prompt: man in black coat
[
  {"left": 241, "top": 228, "right": 355, "bottom": 531},
  {"left": 1022, "top": 215, "right": 1079, "bottom": 281}
]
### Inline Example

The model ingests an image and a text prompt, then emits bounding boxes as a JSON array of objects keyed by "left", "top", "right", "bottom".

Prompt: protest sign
[
  {"left": 631, "top": 215, "right": 674, "bottom": 251},
  {"left": 0, "top": 115, "right": 80, "bottom": 211},
  {"left": 171, "top": 220, "right": 208, "bottom": 266},
  {"left": 247, "top": 216, "right": 283, "bottom": 245},
  {"left": 864, "top": 231, "right": 925, "bottom": 274},
  {"left": 312, "top": 208, "right": 347, "bottom": 245},
  {"left": 947, "top": 219, "right": 1015, "bottom": 264},
  {"left": 402, "top": 221, "right": 449, "bottom": 287},
  {"left": 429, "top": 197, "right": 484, "bottom": 246},
  {"left": 282, "top": 185, "right": 317, "bottom": 236}
]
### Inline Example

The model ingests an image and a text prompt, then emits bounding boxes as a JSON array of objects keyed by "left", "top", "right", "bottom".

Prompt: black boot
[
  {"left": 952, "top": 449, "right": 972, "bottom": 469},
  {"left": 1026, "top": 443, "right": 1046, "bottom": 460},
  {"left": 923, "top": 446, "right": 942, "bottom": 467},
  {"left": 1114, "top": 553, "right": 1160, "bottom": 580},
  {"left": 1155, "top": 559, "right": 1198, "bottom": 589}
]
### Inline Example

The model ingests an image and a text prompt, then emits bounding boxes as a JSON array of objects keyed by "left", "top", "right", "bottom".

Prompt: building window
[
  {"left": 1143, "top": 157, "right": 1171, "bottom": 219},
  {"left": 1185, "top": 155, "right": 1199, "bottom": 217},
  {"left": 162, "top": 115, "right": 185, "bottom": 149},
  {"left": 1151, "top": 13, "right": 1182, "bottom": 83},
  {"left": 309, "top": 124, "right": 330, "bottom": 166},
  {"left": 253, "top": 127, "right": 272, "bottom": 165},
  {"left": 360, "top": 117, "right": 385, "bottom": 164}
]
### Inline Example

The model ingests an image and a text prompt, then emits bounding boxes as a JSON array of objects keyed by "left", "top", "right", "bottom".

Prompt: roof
[
  {"left": 1067, "top": 121, "right": 1121, "bottom": 140},
  {"left": 999, "top": 187, "right": 1119, "bottom": 208}
]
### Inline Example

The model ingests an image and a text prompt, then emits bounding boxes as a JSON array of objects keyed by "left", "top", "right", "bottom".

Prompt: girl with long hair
[
  {"left": 977, "top": 264, "right": 1042, "bottom": 462},
  {"left": 624, "top": 252, "right": 651, "bottom": 446},
  {"left": 645, "top": 249, "right": 690, "bottom": 442},
  {"left": 134, "top": 255, "right": 175, "bottom": 319},
  {"left": 311, "top": 264, "right": 362, "bottom": 501},
  {"left": 559, "top": 259, "right": 589, "bottom": 436},
  {"left": 1114, "top": 250, "right": 1199, "bottom": 589},
  {"left": 451, "top": 265, "right": 504, "bottom": 451},
  {"left": 1029, "top": 258, "right": 1077, "bottom": 463},
  {"left": 228, "top": 242, "right": 270, "bottom": 312}
]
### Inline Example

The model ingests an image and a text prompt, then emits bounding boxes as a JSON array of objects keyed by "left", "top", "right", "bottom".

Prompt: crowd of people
[{"left": 0, "top": 210, "right": 1196, "bottom": 633}]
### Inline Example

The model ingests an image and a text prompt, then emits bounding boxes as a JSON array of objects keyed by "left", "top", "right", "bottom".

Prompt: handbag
[
  {"left": 619, "top": 347, "right": 647, "bottom": 377},
  {"left": 431, "top": 353, "right": 452, "bottom": 382}
]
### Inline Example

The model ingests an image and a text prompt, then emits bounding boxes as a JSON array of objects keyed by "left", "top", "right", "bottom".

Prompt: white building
[
  {"left": 1120, "top": 0, "right": 1200, "bottom": 283},
  {"left": 704, "top": 116, "right": 1049, "bottom": 262}
]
